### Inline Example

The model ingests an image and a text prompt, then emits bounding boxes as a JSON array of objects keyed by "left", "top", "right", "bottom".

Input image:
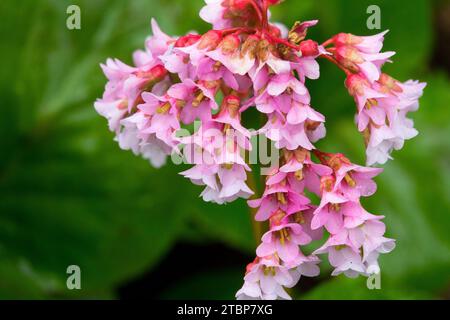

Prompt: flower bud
[
  {"left": 328, "top": 153, "right": 350, "bottom": 172},
  {"left": 138, "top": 65, "right": 168, "bottom": 92},
  {"left": 268, "top": 24, "right": 282, "bottom": 38},
  {"left": 267, "top": 0, "right": 283, "bottom": 4},
  {"left": 378, "top": 73, "right": 403, "bottom": 93},
  {"left": 198, "top": 30, "right": 222, "bottom": 51},
  {"left": 175, "top": 34, "right": 201, "bottom": 47},
  {"left": 345, "top": 74, "right": 368, "bottom": 96},
  {"left": 288, "top": 20, "right": 318, "bottom": 44},
  {"left": 269, "top": 209, "right": 286, "bottom": 227},
  {"left": 299, "top": 39, "right": 319, "bottom": 57},
  {"left": 333, "top": 33, "right": 363, "bottom": 46},
  {"left": 336, "top": 46, "right": 364, "bottom": 64},
  {"left": 245, "top": 257, "right": 260, "bottom": 275},
  {"left": 222, "top": 95, "right": 241, "bottom": 117},
  {"left": 220, "top": 34, "right": 240, "bottom": 55}
]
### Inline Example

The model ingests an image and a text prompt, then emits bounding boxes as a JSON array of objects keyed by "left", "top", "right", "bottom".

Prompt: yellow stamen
[
  {"left": 295, "top": 212, "right": 305, "bottom": 224},
  {"left": 213, "top": 61, "right": 222, "bottom": 71},
  {"left": 176, "top": 99, "right": 186, "bottom": 108},
  {"left": 344, "top": 173, "right": 356, "bottom": 187},
  {"left": 295, "top": 169, "right": 303, "bottom": 181},
  {"left": 156, "top": 102, "right": 171, "bottom": 114},
  {"left": 277, "top": 193, "right": 287, "bottom": 204},
  {"left": 330, "top": 203, "right": 341, "bottom": 212},
  {"left": 192, "top": 91, "right": 205, "bottom": 107},
  {"left": 365, "top": 98, "right": 378, "bottom": 110},
  {"left": 279, "top": 231, "right": 285, "bottom": 245},
  {"left": 223, "top": 163, "right": 233, "bottom": 170},
  {"left": 223, "top": 123, "right": 231, "bottom": 133}
]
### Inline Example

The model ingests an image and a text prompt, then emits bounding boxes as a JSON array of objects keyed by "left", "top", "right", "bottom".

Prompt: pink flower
[
  {"left": 288, "top": 20, "right": 319, "bottom": 44},
  {"left": 191, "top": 163, "right": 253, "bottom": 204},
  {"left": 315, "top": 238, "right": 366, "bottom": 278},
  {"left": 346, "top": 73, "right": 426, "bottom": 166},
  {"left": 167, "top": 79, "right": 219, "bottom": 124},
  {"left": 329, "top": 154, "right": 383, "bottom": 200},
  {"left": 260, "top": 109, "right": 325, "bottom": 151},
  {"left": 206, "top": 35, "right": 258, "bottom": 76},
  {"left": 160, "top": 47, "right": 198, "bottom": 82},
  {"left": 144, "top": 19, "right": 173, "bottom": 61},
  {"left": 311, "top": 192, "right": 378, "bottom": 233},
  {"left": 236, "top": 256, "right": 295, "bottom": 300},
  {"left": 197, "top": 56, "right": 240, "bottom": 90},
  {"left": 200, "top": 0, "right": 280, "bottom": 32},
  {"left": 95, "top": 61, "right": 169, "bottom": 128},
  {"left": 278, "top": 148, "right": 332, "bottom": 195},
  {"left": 256, "top": 222, "right": 311, "bottom": 263},
  {"left": 213, "top": 95, "right": 252, "bottom": 139},
  {"left": 248, "top": 179, "right": 310, "bottom": 221},
  {"left": 248, "top": 149, "right": 330, "bottom": 222},
  {"left": 346, "top": 220, "right": 396, "bottom": 271},
  {"left": 199, "top": 0, "right": 232, "bottom": 30},
  {"left": 253, "top": 72, "right": 310, "bottom": 114},
  {"left": 288, "top": 255, "right": 321, "bottom": 282},
  {"left": 138, "top": 92, "right": 180, "bottom": 148},
  {"left": 314, "top": 219, "right": 395, "bottom": 277},
  {"left": 179, "top": 119, "right": 253, "bottom": 204},
  {"left": 94, "top": 59, "right": 135, "bottom": 132},
  {"left": 115, "top": 112, "right": 172, "bottom": 168},
  {"left": 94, "top": 98, "right": 128, "bottom": 133},
  {"left": 332, "top": 31, "right": 395, "bottom": 82},
  {"left": 311, "top": 153, "right": 395, "bottom": 277}
]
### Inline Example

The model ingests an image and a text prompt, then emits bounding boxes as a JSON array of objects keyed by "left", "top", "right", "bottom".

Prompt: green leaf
[{"left": 0, "top": 0, "right": 192, "bottom": 298}]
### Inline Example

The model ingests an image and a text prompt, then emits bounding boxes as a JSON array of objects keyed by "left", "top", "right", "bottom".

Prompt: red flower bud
[
  {"left": 175, "top": 34, "right": 201, "bottom": 47},
  {"left": 220, "top": 34, "right": 240, "bottom": 55},
  {"left": 299, "top": 39, "right": 319, "bottom": 56},
  {"left": 149, "top": 65, "right": 167, "bottom": 81},
  {"left": 333, "top": 33, "right": 362, "bottom": 46},
  {"left": 198, "top": 30, "right": 222, "bottom": 51}
]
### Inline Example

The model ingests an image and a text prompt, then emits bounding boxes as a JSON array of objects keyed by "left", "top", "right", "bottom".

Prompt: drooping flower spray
[{"left": 95, "top": 0, "right": 425, "bottom": 300}]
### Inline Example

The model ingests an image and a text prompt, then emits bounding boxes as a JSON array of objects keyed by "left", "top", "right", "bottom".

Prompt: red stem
[
  {"left": 263, "top": 31, "right": 301, "bottom": 50},
  {"left": 312, "top": 149, "right": 331, "bottom": 165},
  {"left": 321, "top": 38, "right": 334, "bottom": 47},
  {"left": 261, "top": 0, "right": 270, "bottom": 29},
  {"left": 319, "top": 54, "right": 352, "bottom": 76},
  {"left": 248, "top": 0, "right": 264, "bottom": 26}
]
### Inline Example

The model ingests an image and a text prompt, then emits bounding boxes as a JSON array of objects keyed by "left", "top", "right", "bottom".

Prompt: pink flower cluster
[
  {"left": 324, "top": 32, "right": 426, "bottom": 165},
  {"left": 94, "top": 0, "right": 425, "bottom": 300},
  {"left": 236, "top": 150, "right": 395, "bottom": 299}
]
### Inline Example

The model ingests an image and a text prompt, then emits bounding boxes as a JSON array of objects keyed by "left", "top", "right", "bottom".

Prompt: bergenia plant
[{"left": 95, "top": 0, "right": 426, "bottom": 300}]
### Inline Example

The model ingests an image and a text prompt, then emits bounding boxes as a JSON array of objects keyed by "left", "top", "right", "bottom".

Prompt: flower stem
[
  {"left": 248, "top": 0, "right": 265, "bottom": 26},
  {"left": 321, "top": 38, "right": 334, "bottom": 47},
  {"left": 319, "top": 53, "right": 352, "bottom": 76}
]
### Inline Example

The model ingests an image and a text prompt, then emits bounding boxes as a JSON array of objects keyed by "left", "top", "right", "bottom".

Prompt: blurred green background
[{"left": 0, "top": 0, "right": 449, "bottom": 299}]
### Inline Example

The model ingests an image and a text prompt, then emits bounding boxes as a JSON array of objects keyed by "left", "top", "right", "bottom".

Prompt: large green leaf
[{"left": 0, "top": 0, "right": 187, "bottom": 298}]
